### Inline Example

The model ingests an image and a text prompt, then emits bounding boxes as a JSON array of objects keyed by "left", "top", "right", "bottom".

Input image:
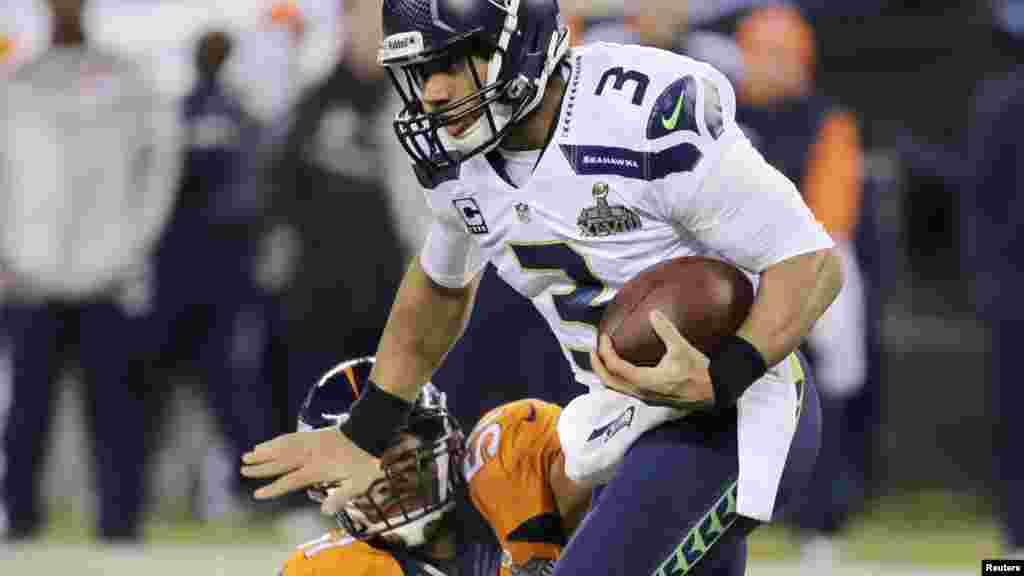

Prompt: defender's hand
[
  {"left": 241, "top": 428, "right": 380, "bottom": 514},
  {"left": 591, "top": 309, "right": 715, "bottom": 410}
]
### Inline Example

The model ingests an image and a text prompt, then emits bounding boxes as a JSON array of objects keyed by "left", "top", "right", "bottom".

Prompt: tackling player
[
  {"left": 278, "top": 357, "right": 589, "bottom": 576},
  {"left": 244, "top": 0, "right": 842, "bottom": 574}
]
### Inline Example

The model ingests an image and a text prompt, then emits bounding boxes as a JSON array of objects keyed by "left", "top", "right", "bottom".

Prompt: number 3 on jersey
[{"left": 509, "top": 242, "right": 610, "bottom": 372}]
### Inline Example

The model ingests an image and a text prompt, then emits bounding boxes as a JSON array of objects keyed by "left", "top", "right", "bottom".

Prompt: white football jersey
[{"left": 418, "top": 42, "right": 833, "bottom": 390}]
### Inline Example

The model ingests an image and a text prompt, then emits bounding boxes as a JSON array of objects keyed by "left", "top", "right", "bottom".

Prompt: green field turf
[{"left": 10, "top": 490, "right": 1002, "bottom": 573}]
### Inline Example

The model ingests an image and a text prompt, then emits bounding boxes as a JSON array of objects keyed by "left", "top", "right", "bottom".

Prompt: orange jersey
[
  {"left": 280, "top": 399, "right": 566, "bottom": 576},
  {"left": 280, "top": 531, "right": 407, "bottom": 576},
  {"left": 464, "top": 399, "right": 565, "bottom": 576}
]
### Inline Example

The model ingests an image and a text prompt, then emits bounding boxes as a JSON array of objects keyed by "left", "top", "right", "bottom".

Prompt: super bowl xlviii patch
[
  {"left": 578, "top": 182, "right": 641, "bottom": 237},
  {"left": 453, "top": 197, "right": 488, "bottom": 234},
  {"left": 647, "top": 75, "right": 725, "bottom": 140}
]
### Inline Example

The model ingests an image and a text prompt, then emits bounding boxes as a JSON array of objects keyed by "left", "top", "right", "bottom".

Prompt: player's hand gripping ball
[{"left": 599, "top": 256, "right": 754, "bottom": 366}]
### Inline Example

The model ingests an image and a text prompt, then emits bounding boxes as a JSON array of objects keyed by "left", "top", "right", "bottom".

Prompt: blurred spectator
[
  {"left": 81, "top": 0, "right": 342, "bottom": 110},
  {"left": 264, "top": 15, "right": 406, "bottom": 431},
  {"left": 0, "top": 0, "right": 180, "bottom": 541},
  {"left": 222, "top": 0, "right": 341, "bottom": 125},
  {"left": 727, "top": 4, "right": 871, "bottom": 568},
  {"left": 254, "top": 8, "right": 414, "bottom": 541},
  {"left": 564, "top": 1, "right": 746, "bottom": 81},
  {"left": 627, "top": 0, "right": 690, "bottom": 51},
  {"left": 146, "top": 28, "right": 274, "bottom": 520},
  {"left": 0, "top": 0, "right": 50, "bottom": 76},
  {"left": 561, "top": 0, "right": 688, "bottom": 49},
  {"left": 992, "top": 0, "right": 1024, "bottom": 59},
  {"left": 964, "top": 63, "right": 1024, "bottom": 556}
]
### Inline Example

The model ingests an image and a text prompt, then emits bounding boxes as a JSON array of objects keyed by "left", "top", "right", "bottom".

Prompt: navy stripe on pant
[{"left": 554, "top": 357, "right": 821, "bottom": 576}]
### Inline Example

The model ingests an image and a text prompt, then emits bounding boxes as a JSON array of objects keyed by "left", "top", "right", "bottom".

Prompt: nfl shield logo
[{"left": 514, "top": 203, "right": 531, "bottom": 223}]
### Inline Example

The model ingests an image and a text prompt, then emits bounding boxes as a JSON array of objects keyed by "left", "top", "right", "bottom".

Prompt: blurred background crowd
[{"left": 1, "top": 0, "right": 1022, "bottom": 572}]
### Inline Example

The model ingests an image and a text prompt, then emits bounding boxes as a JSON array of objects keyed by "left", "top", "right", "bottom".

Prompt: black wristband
[
  {"left": 708, "top": 335, "right": 768, "bottom": 409},
  {"left": 338, "top": 380, "right": 414, "bottom": 457}
]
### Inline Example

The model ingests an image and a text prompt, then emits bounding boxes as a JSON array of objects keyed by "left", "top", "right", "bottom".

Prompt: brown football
[{"left": 599, "top": 256, "right": 755, "bottom": 366}]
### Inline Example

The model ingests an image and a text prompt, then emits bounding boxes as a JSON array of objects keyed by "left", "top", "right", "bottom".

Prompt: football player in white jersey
[{"left": 243, "top": 0, "right": 843, "bottom": 573}]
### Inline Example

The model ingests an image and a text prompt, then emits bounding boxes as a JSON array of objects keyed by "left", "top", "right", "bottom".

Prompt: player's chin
[
  {"left": 352, "top": 496, "right": 426, "bottom": 524},
  {"left": 445, "top": 112, "right": 483, "bottom": 139},
  {"left": 382, "top": 496, "right": 429, "bottom": 519},
  {"left": 445, "top": 121, "right": 473, "bottom": 139}
]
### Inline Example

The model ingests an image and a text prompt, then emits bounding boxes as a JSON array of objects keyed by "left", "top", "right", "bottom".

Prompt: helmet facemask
[
  {"left": 335, "top": 399, "right": 465, "bottom": 548},
  {"left": 295, "top": 357, "right": 465, "bottom": 547},
  {"left": 385, "top": 35, "right": 533, "bottom": 174}
]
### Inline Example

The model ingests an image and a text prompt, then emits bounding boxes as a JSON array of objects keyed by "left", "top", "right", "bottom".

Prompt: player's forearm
[
  {"left": 736, "top": 248, "right": 843, "bottom": 367},
  {"left": 369, "top": 258, "right": 479, "bottom": 403}
]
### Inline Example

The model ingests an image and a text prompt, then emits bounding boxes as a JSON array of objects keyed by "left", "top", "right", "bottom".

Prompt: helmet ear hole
[{"left": 507, "top": 77, "right": 528, "bottom": 100}]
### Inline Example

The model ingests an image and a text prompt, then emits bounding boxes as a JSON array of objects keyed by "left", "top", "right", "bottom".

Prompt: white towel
[
  {"left": 557, "top": 354, "right": 803, "bottom": 522},
  {"left": 558, "top": 387, "right": 690, "bottom": 487}
]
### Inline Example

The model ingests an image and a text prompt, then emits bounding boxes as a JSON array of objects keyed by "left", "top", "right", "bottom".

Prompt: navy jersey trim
[
  {"left": 569, "top": 349, "right": 592, "bottom": 372},
  {"left": 559, "top": 143, "right": 702, "bottom": 181},
  {"left": 413, "top": 161, "right": 462, "bottom": 190},
  {"left": 506, "top": 512, "right": 567, "bottom": 546},
  {"left": 485, "top": 149, "right": 516, "bottom": 188}
]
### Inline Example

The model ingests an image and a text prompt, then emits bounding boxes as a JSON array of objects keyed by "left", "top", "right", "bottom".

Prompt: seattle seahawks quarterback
[
  {"left": 279, "top": 357, "right": 589, "bottom": 576},
  {"left": 244, "top": 0, "right": 840, "bottom": 574}
]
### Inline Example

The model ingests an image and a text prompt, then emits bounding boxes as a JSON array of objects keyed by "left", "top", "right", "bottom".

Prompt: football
[{"left": 598, "top": 257, "right": 755, "bottom": 366}]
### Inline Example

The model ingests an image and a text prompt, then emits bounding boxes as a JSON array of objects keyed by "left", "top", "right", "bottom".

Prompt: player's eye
[{"left": 411, "top": 52, "right": 463, "bottom": 84}]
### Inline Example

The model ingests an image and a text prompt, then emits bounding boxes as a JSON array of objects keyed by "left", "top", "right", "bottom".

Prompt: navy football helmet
[
  {"left": 297, "top": 357, "right": 465, "bottom": 548},
  {"left": 378, "top": 0, "right": 571, "bottom": 174},
  {"left": 297, "top": 356, "right": 375, "bottom": 433}
]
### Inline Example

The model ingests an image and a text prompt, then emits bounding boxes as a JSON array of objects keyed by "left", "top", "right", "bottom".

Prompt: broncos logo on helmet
[
  {"left": 377, "top": 0, "right": 570, "bottom": 174},
  {"left": 297, "top": 356, "right": 375, "bottom": 432},
  {"left": 297, "top": 357, "right": 465, "bottom": 548}
]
